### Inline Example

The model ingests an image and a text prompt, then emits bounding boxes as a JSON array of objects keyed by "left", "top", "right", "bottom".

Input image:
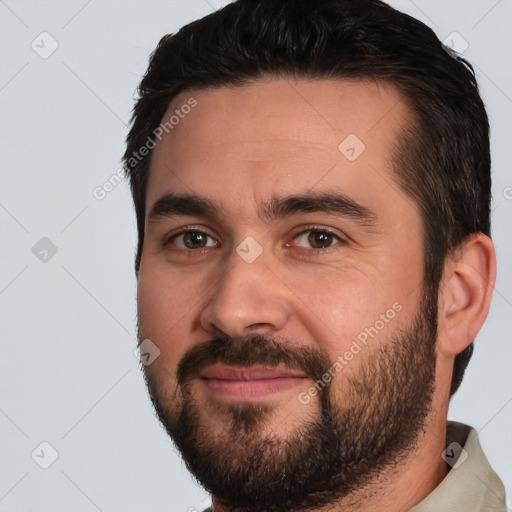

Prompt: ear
[{"left": 437, "top": 233, "right": 496, "bottom": 357}]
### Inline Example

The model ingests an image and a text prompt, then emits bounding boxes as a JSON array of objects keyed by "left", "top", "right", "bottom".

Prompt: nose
[{"left": 200, "top": 250, "right": 291, "bottom": 339}]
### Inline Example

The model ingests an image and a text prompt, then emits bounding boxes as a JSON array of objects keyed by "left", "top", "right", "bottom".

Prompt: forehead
[{"left": 146, "top": 77, "right": 415, "bottom": 221}]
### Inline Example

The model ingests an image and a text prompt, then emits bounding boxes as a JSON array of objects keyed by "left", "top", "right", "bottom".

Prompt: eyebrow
[
  {"left": 148, "top": 194, "right": 216, "bottom": 221},
  {"left": 148, "top": 192, "right": 378, "bottom": 230},
  {"left": 262, "top": 193, "right": 377, "bottom": 229}
]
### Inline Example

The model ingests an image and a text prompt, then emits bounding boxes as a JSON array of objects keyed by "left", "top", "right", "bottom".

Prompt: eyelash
[{"left": 164, "top": 225, "right": 346, "bottom": 252}]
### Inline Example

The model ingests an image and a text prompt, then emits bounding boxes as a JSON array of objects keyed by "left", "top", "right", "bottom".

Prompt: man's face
[{"left": 137, "top": 78, "right": 438, "bottom": 510}]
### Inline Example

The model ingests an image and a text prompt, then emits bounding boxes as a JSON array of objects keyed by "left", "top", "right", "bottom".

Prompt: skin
[{"left": 137, "top": 77, "right": 496, "bottom": 511}]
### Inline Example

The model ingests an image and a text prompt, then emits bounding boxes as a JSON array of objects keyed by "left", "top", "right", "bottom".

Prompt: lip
[
  {"left": 200, "top": 365, "right": 307, "bottom": 400},
  {"left": 200, "top": 365, "right": 306, "bottom": 380}
]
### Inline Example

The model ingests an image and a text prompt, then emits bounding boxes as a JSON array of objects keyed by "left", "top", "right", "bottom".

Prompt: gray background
[{"left": 0, "top": 1, "right": 510, "bottom": 510}]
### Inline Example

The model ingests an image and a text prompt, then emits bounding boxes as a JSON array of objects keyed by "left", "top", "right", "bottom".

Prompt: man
[{"left": 124, "top": 0, "right": 507, "bottom": 510}]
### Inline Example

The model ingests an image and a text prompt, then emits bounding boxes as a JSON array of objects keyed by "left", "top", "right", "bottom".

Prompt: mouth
[{"left": 199, "top": 365, "right": 308, "bottom": 400}]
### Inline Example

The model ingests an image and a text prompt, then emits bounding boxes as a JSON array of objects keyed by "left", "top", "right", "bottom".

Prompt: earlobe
[{"left": 437, "top": 233, "right": 496, "bottom": 357}]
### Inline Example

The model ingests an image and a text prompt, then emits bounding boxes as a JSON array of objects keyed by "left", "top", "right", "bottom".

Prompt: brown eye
[
  {"left": 294, "top": 230, "right": 342, "bottom": 249},
  {"left": 308, "top": 231, "right": 334, "bottom": 248},
  {"left": 172, "top": 231, "right": 217, "bottom": 249}
]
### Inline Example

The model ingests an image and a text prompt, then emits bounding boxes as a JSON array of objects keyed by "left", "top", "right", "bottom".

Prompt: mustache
[{"left": 176, "top": 334, "right": 333, "bottom": 388}]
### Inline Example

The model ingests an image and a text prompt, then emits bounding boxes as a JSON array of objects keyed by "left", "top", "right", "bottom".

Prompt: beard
[{"left": 141, "top": 292, "right": 438, "bottom": 512}]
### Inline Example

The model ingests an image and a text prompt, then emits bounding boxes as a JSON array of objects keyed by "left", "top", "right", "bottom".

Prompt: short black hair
[{"left": 124, "top": 0, "right": 491, "bottom": 396}]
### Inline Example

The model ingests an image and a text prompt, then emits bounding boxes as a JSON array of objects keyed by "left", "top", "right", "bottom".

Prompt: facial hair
[{"left": 141, "top": 293, "right": 437, "bottom": 512}]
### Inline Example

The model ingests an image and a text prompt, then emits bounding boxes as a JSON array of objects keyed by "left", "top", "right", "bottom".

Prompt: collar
[{"left": 409, "top": 421, "right": 506, "bottom": 511}]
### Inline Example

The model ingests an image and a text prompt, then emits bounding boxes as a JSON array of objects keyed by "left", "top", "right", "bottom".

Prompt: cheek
[
  {"left": 278, "top": 260, "right": 417, "bottom": 361},
  {"left": 137, "top": 263, "right": 203, "bottom": 365},
  {"left": 292, "top": 280, "right": 370, "bottom": 335}
]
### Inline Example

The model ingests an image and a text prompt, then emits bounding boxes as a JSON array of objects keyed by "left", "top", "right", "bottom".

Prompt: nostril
[{"left": 247, "top": 323, "right": 270, "bottom": 330}]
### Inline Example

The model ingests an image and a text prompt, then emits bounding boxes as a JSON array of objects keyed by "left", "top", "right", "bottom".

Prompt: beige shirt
[
  {"left": 202, "top": 421, "right": 507, "bottom": 512},
  {"left": 409, "top": 421, "right": 506, "bottom": 511}
]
